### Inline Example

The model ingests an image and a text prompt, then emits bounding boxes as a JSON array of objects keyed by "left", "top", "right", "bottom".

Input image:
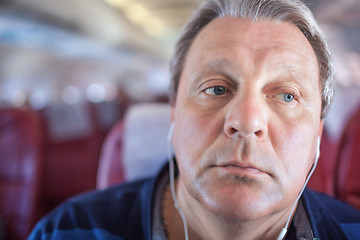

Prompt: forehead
[{"left": 183, "top": 17, "right": 319, "bottom": 80}]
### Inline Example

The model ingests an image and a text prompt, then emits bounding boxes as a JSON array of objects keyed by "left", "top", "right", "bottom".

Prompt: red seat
[
  {"left": 309, "top": 104, "right": 360, "bottom": 210},
  {"left": 308, "top": 130, "right": 338, "bottom": 197},
  {"left": 0, "top": 108, "right": 43, "bottom": 240},
  {"left": 38, "top": 103, "right": 105, "bottom": 214},
  {"left": 335, "top": 105, "right": 360, "bottom": 210},
  {"left": 97, "top": 103, "right": 171, "bottom": 189},
  {"left": 96, "top": 121, "right": 125, "bottom": 189}
]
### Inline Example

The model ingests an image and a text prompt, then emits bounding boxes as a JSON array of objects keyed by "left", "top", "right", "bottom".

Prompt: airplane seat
[
  {"left": 97, "top": 103, "right": 171, "bottom": 189},
  {"left": 39, "top": 103, "right": 103, "bottom": 214},
  {"left": 89, "top": 100, "right": 125, "bottom": 134},
  {"left": 334, "top": 104, "right": 360, "bottom": 210},
  {"left": 0, "top": 108, "right": 43, "bottom": 240},
  {"left": 308, "top": 130, "right": 338, "bottom": 197},
  {"left": 97, "top": 120, "right": 125, "bottom": 189}
]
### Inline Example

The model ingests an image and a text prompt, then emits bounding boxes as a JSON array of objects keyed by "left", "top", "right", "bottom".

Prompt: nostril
[
  {"left": 230, "top": 127, "right": 238, "bottom": 134},
  {"left": 225, "top": 127, "right": 238, "bottom": 138},
  {"left": 255, "top": 130, "right": 265, "bottom": 139}
]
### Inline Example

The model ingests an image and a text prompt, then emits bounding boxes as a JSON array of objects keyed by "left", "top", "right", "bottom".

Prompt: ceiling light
[
  {"left": 62, "top": 86, "right": 81, "bottom": 105},
  {"left": 104, "top": 0, "right": 129, "bottom": 8},
  {"left": 125, "top": 3, "right": 150, "bottom": 24},
  {"left": 143, "top": 17, "right": 166, "bottom": 37},
  {"left": 86, "top": 83, "right": 106, "bottom": 103}
]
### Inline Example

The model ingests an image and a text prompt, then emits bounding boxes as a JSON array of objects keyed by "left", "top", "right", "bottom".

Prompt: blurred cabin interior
[{"left": 0, "top": 0, "right": 359, "bottom": 239}]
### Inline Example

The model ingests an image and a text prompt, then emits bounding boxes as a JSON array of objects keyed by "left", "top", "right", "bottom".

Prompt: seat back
[
  {"left": 335, "top": 105, "right": 360, "bottom": 209},
  {"left": 97, "top": 103, "right": 171, "bottom": 189},
  {"left": 39, "top": 102, "right": 104, "bottom": 214},
  {"left": 307, "top": 130, "right": 338, "bottom": 197},
  {"left": 97, "top": 121, "right": 125, "bottom": 189},
  {"left": 0, "top": 108, "right": 43, "bottom": 240}
]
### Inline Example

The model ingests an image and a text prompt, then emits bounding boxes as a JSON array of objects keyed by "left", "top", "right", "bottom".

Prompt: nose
[{"left": 224, "top": 96, "right": 268, "bottom": 141}]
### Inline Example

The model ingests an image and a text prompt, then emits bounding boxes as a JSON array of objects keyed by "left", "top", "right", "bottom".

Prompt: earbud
[
  {"left": 167, "top": 122, "right": 175, "bottom": 142},
  {"left": 315, "top": 136, "right": 321, "bottom": 161}
]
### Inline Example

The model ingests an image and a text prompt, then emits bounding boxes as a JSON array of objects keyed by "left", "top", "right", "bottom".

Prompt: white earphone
[
  {"left": 276, "top": 136, "right": 321, "bottom": 240},
  {"left": 167, "top": 122, "right": 175, "bottom": 142},
  {"left": 167, "top": 122, "right": 190, "bottom": 240}
]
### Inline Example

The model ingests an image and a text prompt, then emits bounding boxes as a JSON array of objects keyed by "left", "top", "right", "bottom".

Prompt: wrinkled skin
[{"left": 170, "top": 17, "right": 323, "bottom": 239}]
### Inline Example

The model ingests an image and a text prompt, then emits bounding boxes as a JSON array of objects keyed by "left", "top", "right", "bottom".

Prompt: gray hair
[{"left": 169, "top": 0, "right": 334, "bottom": 119}]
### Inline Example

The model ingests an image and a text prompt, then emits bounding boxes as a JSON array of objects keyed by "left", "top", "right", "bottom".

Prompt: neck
[{"left": 163, "top": 178, "right": 295, "bottom": 240}]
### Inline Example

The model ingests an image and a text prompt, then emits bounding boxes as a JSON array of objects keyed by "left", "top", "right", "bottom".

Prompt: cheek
[
  {"left": 172, "top": 108, "right": 221, "bottom": 173},
  {"left": 272, "top": 119, "right": 317, "bottom": 186},
  {"left": 174, "top": 113, "right": 206, "bottom": 164},
  {"left": 173, "top": 115, "right": 202, "bottom": 184}
]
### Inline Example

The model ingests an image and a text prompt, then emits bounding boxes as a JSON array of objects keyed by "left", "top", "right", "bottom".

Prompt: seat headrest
[{"left": 122, "top": 103, "right": 171, "bottom": 181}]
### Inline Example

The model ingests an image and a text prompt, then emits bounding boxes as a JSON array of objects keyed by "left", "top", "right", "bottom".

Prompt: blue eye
[
  {"left": 205, "top": 86, "right": 227, "bottom": 95},
  {"left": 284, "top": 93, "right": 295, "bottom": 102}
]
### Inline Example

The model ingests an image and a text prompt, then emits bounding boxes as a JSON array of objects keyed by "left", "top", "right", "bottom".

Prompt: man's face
[{"left": 171, "top": 17, "right": 323, "bottom": 220}]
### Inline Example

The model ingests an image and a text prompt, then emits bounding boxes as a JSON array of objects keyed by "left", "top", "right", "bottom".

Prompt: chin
[{"left": 193, "top": 180, "right": 286, "bottom": 221}]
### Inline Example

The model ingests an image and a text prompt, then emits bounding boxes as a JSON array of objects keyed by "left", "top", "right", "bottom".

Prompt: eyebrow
[
  {"left": 193, "top": 58, "right": 305, "bottom": 82},
  {"left": 270, "top": 62, "right": 313, "bottom": 85},
  {"left": 191, "top": 58, "right": 242, "bottom": 82}
]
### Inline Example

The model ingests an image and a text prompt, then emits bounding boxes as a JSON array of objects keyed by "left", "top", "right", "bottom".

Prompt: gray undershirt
[{"left": 152, "top": 170, "right": 169, "bottom": 240}]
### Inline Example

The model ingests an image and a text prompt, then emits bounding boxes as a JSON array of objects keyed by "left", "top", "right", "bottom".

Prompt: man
[{"left": 29, "top": 0, "right": 360, "bottom": 239}]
